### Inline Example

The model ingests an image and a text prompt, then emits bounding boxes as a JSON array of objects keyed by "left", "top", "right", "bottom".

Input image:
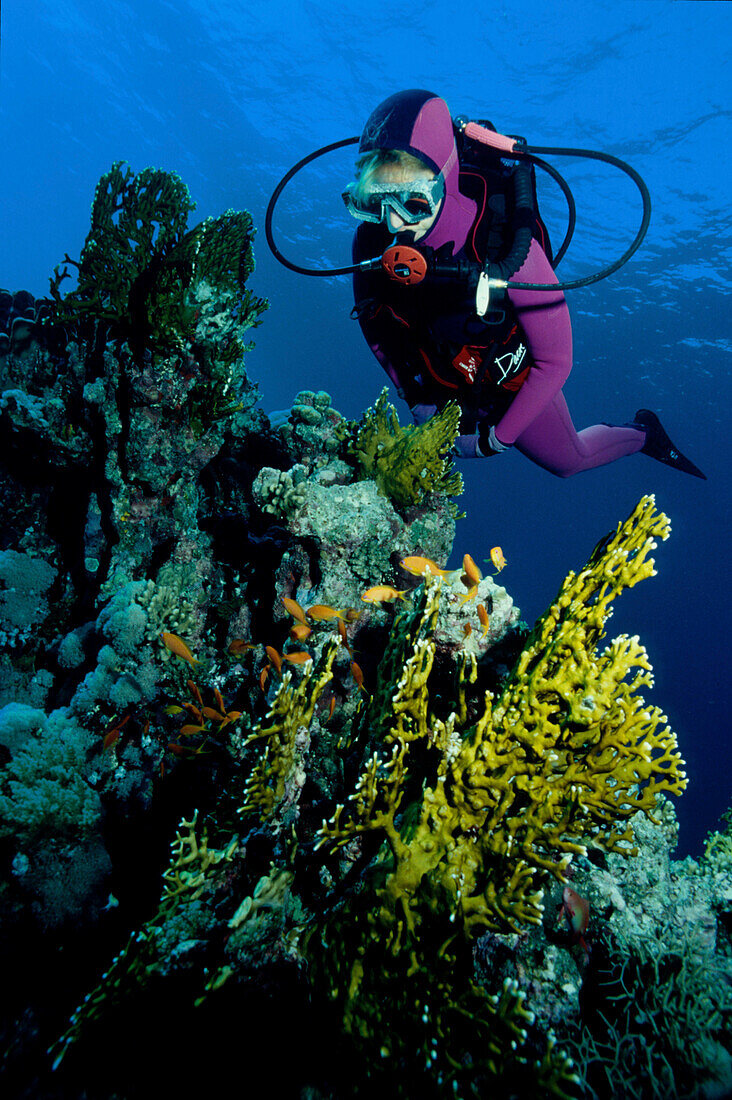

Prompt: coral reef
[
  {"left": 341, "top": 387, "right": 463, "bottom": 511},
  {"left": 0, "top": 169, "right": 729, "bottom": 1100}
]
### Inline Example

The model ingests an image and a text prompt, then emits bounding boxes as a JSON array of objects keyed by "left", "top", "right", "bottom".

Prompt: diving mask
[{"left": 342, "top": 175, "right": 445, "bottom": 225}]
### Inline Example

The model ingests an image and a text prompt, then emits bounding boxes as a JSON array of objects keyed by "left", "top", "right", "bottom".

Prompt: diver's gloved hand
[
  {"left": 453, "top": 434, "right": 484, "bottom": 458},
  {"left": 477, "top": 423, "right": 509, "bottom": 457},
  {"left": 267, "top": 409, "right": 292, "bottom": 431},
  {"left": 410, "top": 402, "right": 438, "bottom": 425}
]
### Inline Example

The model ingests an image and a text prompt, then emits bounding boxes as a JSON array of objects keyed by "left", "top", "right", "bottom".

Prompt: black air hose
[{"left": 486, "top": 159, "right": 535, "bottom": 282}]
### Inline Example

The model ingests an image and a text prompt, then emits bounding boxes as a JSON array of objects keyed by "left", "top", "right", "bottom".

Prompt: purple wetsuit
[{"left": 352, "top": 90, "right": 645, "bottom": 477}]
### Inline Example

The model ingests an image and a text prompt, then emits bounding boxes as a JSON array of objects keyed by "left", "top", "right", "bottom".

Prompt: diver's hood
[{"left": 359, "top": 89, "right": 477, "bottom": 254}]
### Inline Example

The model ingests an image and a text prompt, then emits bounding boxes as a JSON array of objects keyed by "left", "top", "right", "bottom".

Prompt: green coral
[
  {"left": 48, "top": 161, "right": 267, "bottom": 356},
  {"left": 566, "top": 922, "right": 732, "bottom": 1099},
  {"left": 0, "top": 711, "right": 101, "bottom": 841},
  {"left": 342, "top": 387, "right": 463, "bottom": 510},
  {"left": 46, "top": 496, "right": 688, "bottom": 1098}
]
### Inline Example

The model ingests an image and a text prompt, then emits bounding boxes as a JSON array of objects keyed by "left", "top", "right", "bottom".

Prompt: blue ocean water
[{"left": 0, "top": 0, "right": 729, "bottom": 857}]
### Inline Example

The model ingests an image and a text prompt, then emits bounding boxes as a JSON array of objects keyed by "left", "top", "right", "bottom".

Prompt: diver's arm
[{"left": 491, "top": 239, "right": 572, "bottom": 447}]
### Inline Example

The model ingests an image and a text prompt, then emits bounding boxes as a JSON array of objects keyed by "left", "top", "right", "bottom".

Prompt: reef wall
[{"left": 0, "top": 167, "right": 730, "bottom": 1100}]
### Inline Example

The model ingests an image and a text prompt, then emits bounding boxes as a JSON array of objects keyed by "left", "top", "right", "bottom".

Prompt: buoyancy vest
[{"left": 352, "top": 142, "right": 552, "bottom": 418}]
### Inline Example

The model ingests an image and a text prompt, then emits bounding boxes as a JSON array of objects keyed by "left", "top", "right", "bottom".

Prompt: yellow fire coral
[
  {"left": 341, "top": 387, "right": 463, "bottom": 509},
  {"left": 240, "top": 639, "right": 339, "bottom": 822},
  {"left": 318, "top": 494, "right": 686, "bottom": 940},
  {"left": 49, "top": 811, "right": 238, "bottom": 1069}
]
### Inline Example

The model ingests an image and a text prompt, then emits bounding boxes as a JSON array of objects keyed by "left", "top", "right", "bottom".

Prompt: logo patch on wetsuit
[
  {"left": 494, "top": 342, "right": 527, "bottom": 383},
  {"left": 452, "top": 345, "right": 483, "bottom": 383}
]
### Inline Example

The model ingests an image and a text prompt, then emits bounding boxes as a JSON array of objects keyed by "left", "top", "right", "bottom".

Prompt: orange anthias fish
[
  {"left": 400, "top": 555, "right": 451, "bottom": 578},
  {"left": 362, "top": 585, "right": 408, "bottom": 604},
  {"left": 283, "top": 651, "right": 313, "bottom": 665},
  {"left": 282, "top": 596, "right": 308, "bottom": 625},
  {"left": 350, "top": 660, "right": 366, "bottom": 692},
  {"left": 307, "top": 604, "right": 346, "bottom": 622},
  {"left": 102, "top": 713, "right": 130, "bottom": 751},
  {"left": 489, "top": 546, "right": 507, "bottom": 573},
  {"left": 290, "top": 622, "right": 312, "bottom": 642},
  {"left": 458, "top": 584, "right": 478, "bottom": 607},
  {"left": 461, "top": 553, "right": 482, "bottom": 588},
  {"left": 228, "top": 639, "right": 256, "bottom": 656},
  {"left": 337, "top": 618, "right": 352, "bottom": 654},
  {"left": 265, "top": 645, "right": 282, "bottom": 674},
  {"left": 477, "top": 603, "right": 490, "bottom": 640},
  {"left": 161, "top": 631, "right": 200, "bottom": 667},
  {"left": 561, "top": 886, "right": 591, "bottom": 957}
]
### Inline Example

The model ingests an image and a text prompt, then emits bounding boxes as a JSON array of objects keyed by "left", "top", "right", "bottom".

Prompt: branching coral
[
  {"left": 240, "top": 639, "right": 339, "bottom": 823},
  {"left": 342, "top": 387, "right": 463, "bottom": 510},
  {"left": 318, "top": 492, "right": 685, "bottom": 943},
  {"left": 48, "top": 161, "right": 267, "bottom": 357},
  {"left": 299, "top": 495, "right": 686, "bottom": 1095},
  {"left": 43, "top": 493, "right": 689, "bottom": 1099},
  {"left": 49, "top": 811, "right": 238, "bottom": 1070}
]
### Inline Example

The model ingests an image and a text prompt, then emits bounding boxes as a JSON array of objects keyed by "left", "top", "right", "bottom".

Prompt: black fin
[{"left": 633, "top": 409, "right": 707, "bottom": 480}]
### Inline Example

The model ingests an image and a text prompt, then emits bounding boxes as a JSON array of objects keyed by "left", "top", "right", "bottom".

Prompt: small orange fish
[
  {"left": 290, "top": 622, "right": 312, "bottom": 642},
  {"left": 307, "top": 604, "right": 346, "bottom": 622},
  {"left": 343, "top": 608, "right": 362, "bottom": 623},
  {"left": 323, "top": 696, "right": 336, "bottom": 722},
  {"left": 182, "top": 701, "right": 203, "bottom": 722},
  {"left": 361, "top": 585, "right": 408, "bottom": 604},
  {"left": 187, "top": 680, "right": 203, "bottom": 706},
  {"left": 180, "top": 723, "right": 206, "bottom": 737},
  {"left": 400, "top": 555, "right": 450, "bottom": 578},
  {"left": 462, "top": 622, "right": 472, "bottom": 639},
  {"left": 351, "top": 660, "right": 366, "bottom": 692},
  {"left": 259, "top": 666, "right": 269, "bottom": 692},
  {"left": 458, "top": 584, "right": 478, "bottom": 607},
  {"left": 561, "top": 885, "right": 591, "bottom": 957},
  {"left": 265, "top": 645, "right": 282, "bottom": 674},
  {"left": 228, "top": 639, "right": 256, "bottom": 656},
  {"left": 202, "top": 706, "right": 225, "bottom": 722},
  {"left": 337, "top": 618, "right": 352, "bottom": 654},
  {"left": 477, "top": 603, "right": 490, "bottom": 640},
  {"left": 282, "top": 596, "right": 308, "bottom": 625},
  {"left": 161, "top": 631, "right": 200, "bottom": 667},
  {"left": 489, "top": 546, "right": 507, "bottom": 573},
  {"left": 462, "top": 553, "right": 482, "bottom": 588},
  {"left": 102, "top": 713, "right": 130, "bottom": 751},
  {"left": 283, "top": 651, "right": 313, "bottom": 665}
]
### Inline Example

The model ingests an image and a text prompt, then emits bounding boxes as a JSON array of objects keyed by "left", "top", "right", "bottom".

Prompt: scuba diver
[{"left": 338, "top": 89, "right": 706, "bottom": 479}]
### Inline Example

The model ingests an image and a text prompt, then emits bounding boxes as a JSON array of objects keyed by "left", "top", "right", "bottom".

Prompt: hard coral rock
[{"left": 276, "top": 389, "right": 345, "bottom": 469}]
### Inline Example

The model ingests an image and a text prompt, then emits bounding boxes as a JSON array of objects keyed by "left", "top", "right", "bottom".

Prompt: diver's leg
[{"left": 513, "top": 391, "right": 645, "bottom": 477}]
